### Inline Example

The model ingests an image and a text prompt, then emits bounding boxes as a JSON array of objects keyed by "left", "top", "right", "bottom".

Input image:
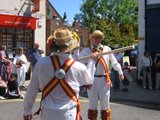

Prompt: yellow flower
[{"left": 72, "top": 31, "right": 80, "bottom": 41}]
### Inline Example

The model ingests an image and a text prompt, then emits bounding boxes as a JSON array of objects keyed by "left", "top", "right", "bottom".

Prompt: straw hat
[
  {"left": 47, "top": 27, "right": 79, "bottom": 53},
  {"left": 90, "top": 30, "right": 105, "bottom": 40}
]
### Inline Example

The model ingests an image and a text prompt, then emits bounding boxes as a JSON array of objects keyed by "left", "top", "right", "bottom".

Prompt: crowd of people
[{"left": 0, "top": 43, "right": 44, "bottom": 100}]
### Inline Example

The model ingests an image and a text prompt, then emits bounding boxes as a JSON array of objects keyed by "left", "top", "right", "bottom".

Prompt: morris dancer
[
  {"left": 23, "top": 27, "right": 96, "bottom": 120},
  {"left": 79, "top": 30, "right": 124, "bottom": 120}
]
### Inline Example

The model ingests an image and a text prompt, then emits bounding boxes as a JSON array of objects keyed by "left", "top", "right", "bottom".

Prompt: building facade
[
  {"left": 138, "top": 0, "right": 160, "bottom": 79},
  {"left": 0, "top": 0, "right": 46, "bottom": 57},
  {"left": 0, "top": 0, "right": 90, "bottom": 57}
]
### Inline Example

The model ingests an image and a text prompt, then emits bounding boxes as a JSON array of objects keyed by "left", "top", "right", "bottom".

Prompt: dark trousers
[{"left": 112, "top": 69, "right": 120, "bottom": 91}]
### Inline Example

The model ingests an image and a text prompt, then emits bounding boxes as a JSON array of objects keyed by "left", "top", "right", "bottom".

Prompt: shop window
[{"left": 0, "top": 28, "right": 33, "bottom": 58}]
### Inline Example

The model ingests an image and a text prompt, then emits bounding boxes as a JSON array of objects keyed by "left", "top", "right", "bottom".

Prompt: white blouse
[{"left": 13, "top": 54, "right": 27, "bottom": 72}]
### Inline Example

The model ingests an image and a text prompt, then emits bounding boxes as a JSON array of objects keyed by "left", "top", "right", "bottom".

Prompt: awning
[{"left": 0, "top": 14, "right": 37, "bottom": 30}]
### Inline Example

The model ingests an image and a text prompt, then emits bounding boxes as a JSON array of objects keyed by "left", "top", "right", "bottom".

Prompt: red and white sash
[
  {"left": 92, "top": 48, "right": 112, "bottom": 86},
  {"left": 35, "top": 55, "right": 81, "bottom": 120}
]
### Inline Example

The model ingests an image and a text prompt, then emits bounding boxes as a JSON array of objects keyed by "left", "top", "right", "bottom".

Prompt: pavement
[
  {"left": 23, "top": 66, "right": 160, "bottom": 109},
  {"left": 110, "top": 82, "right": 160, "bottom": 106},
  {"left": 79, "top": 66, "right": 160, "bottom": 110},
  {"left": 110, "top": 66, "right": 160, "bottom": 107}
]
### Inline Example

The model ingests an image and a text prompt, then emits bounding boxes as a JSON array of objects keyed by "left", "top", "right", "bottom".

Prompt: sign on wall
[{"left": 0, "top": 14, "right": 37, "bottom": 30}]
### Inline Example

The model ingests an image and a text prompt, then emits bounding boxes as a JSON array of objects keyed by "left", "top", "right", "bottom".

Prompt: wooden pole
[{"left": 77, "top": 45, "right": 135, "bottom": 61}]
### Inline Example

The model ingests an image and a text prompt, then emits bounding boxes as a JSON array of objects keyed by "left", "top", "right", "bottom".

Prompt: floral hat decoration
[{"left": 47, "top": 27, "right": 80, "bottom": 53}]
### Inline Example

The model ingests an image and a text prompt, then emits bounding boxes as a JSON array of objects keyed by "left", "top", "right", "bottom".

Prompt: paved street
[
  {"left": 0, "top": 98, "right": 160, "bottom": 120},
  {"left": 0, "top": 66, "right": 160, "bottom": 120}
]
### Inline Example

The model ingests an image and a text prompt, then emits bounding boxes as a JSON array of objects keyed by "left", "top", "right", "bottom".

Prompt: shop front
[{"left": 0, "top": 14, "right": 37, "bottom": 58}]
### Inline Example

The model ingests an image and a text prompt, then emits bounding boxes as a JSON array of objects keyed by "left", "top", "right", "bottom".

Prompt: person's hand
[
  {"left": 90, "top": 52, "right": 99, "bottom": 61},
  {"left": 84, "top": 85, "right": 92, "bottom": 89},
  {"left": 119, "top": 74, "right": 124, "bottom": 81},
  {"left": 23, "top": 115, "right": 32, "bottom": 120}
]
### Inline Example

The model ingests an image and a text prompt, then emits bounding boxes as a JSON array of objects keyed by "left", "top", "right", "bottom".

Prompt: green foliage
[
  {"left": 97, "top": 19, "right": 121, "bottom": 47},
  {"left": 74, "top": 0, "right": 138, "bottom": 47}
]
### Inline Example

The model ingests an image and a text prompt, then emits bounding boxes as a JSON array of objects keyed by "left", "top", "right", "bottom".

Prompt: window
[{"left": 0, "top": 28, "right": 34, "bottom": 56}]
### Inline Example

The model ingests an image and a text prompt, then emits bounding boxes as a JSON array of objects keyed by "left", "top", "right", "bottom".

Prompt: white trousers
[
  {"left": 16, "top": 66, "right": 26, "bottom": 86},
  {"left": 87, "top": 77, "right": 110, "bottom": 110},
  {"left": 41, "top": 107, "right": 77, "bottom": 120}
]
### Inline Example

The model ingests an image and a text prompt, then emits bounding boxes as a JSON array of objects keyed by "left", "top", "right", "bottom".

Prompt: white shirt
[
  {"left": 23, "top": 53, "right": 95, "bottom": 115},
  {"left": 79, "top": 46, "right": 123, "bottom": 75},
  {"left": 13, "top": 54, "right": 27, "bottom": 72},
  {"left": 140, "top": 56, "right": 152, "bottom": 67}
]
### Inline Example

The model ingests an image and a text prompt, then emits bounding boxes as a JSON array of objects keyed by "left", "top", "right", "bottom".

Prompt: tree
[
  {"left": 63, "top": 12, "right": 67, "bottom": 21},
  {"left": 74, "top": 0, "right": 138, "bottom": 47}
]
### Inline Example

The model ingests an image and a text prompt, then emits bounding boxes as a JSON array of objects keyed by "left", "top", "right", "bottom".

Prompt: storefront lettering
[
  {"left": 4, "top": 21, "right": 31, "bottom": 26},
  {"left": 0, "top": 14, "right": 36, "bottom": 29}
]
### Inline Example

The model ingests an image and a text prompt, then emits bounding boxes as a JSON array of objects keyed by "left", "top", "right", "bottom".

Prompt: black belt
[{"left": 94, "top": 75, "right": 106, "bottom": 77}]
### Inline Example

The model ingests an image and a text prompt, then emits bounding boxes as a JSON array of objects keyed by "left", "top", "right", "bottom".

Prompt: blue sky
[{"left": 49, "top": 0, "right": 82, "bottom": 23}]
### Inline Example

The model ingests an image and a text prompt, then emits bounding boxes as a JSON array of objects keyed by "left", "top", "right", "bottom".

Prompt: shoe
[{"left": 0, "top": 96, "right": 6, "bottom": 100}]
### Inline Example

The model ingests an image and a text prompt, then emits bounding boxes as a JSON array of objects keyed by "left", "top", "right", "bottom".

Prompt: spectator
[
  {"left": 140, "top": 51, "right": 153, "bottom": 89},
  {"left": 154, "top": 52, "right": 160, "bottom": 89},
  {"left": 0, "top": 76, "right": 7, "bottom": 99},
  {"left": 0, "top": 45, "right": 7, "bottom": 58},
  {"left": 13, "top": 47, "right": 27, "bottom": 88},
  {"left": 27, "top": 43, "right": 42, "bottom": 78},
  {"left": 122, "top": 62, "right": 133, "bottom": 91},
  {"left": 5, "top": 74, "right": 24, "bottom": 99},
  {"left": 112, "top": 52, "right": 123, "bottom": 91},
  {"left": 0, "top": 51, "right": 12, "bottom": 99}
]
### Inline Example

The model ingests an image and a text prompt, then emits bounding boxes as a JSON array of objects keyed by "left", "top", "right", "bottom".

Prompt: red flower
[{"left": 47, "top": 39, "right": 53, "bottom": 48}]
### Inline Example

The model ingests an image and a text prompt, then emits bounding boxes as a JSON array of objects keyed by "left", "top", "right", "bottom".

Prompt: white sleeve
[
  {"left": 21, "top": 55, "right": 27, "bottom": 64},
  {"left": 76, "top": 59, "right": 95, "bottom": 86},
  {"left": 23, "top": 62, "right": 40, "bottom": 115},
  {"left": 78, "top": 48, "right": 91, "bottom": 64},
  {"left": 86, "top": 59, "right": 96, "bottom": 82}
]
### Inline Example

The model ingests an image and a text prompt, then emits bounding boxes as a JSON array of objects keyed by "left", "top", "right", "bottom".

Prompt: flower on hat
[
  {"left": 47, "top": 35, "right": 54, "bottom": 48},
  {"left": 72, "top": 31, "right": 80, "bottom": 41}
]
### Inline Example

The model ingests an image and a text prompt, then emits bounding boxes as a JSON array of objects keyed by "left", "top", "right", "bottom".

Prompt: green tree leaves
[{"left": 74, "top": 0, "right": 138, "bottom": 47}]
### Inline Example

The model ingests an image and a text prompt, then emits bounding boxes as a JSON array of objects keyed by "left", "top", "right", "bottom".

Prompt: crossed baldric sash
[
  {"left": 92, "top": 47, "right": 112, "bottom": 86},
  {"left": 35, "top": 55, "right": 81, "bottom": 120}
]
